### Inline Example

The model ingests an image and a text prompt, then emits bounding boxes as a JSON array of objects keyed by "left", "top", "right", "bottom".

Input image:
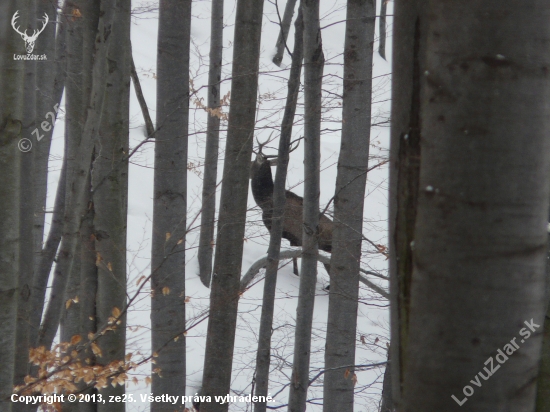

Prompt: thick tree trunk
[
  {"left": 272, "top": 0, "right": 298, "bottom": 67},
  {"left": 323, "top": 1, "right": 375, "bottom": 410},
  {"left": 150, "top": 1, "right": 191, "bottom": 410},
  {"left": 14, "top": 0, "right": 37, "bottom": 394},
  {"left": 287, "top": 1, "right": 324, "bottom": 411},
  {"left": 393, "top": 1, "right": 550, "bottom": 410},
  {"left": 536, "top": 220, "right": 550, "bottom": 411},
  {"left": 200, "top": 1, "right": 264, "bottom": 410},
  {"left": 198, "top": 0, "right": 224, "bottom": 287},
  {"left": 92, "top": 0, "right": 130, "bottom": 409},
  {"left": 0, "top": 1, "right": 24, "bottom": 408},
  {"left": 387, "top": 1, "right": 423, "bottom": 407},
  {"left": 253, "top": 7, "right": 304, "bottom": 412}
]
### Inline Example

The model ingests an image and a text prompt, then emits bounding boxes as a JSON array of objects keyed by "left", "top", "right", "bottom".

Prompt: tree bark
[
  {"left": 323, "top": 1, "right": 375, "bottom": 410},
  {"left": 536, "top": 217, "right": 550, "bottom": 411},
  {"left": 150, "top": 1, "right": 191, "bottom": 410},
  {"left": 198, "top": 0, "right": 224, "bottom": 287},
  {"left": 0, "top": 1, "right": 24, "bottom": 408},
  {"left": 200, "top": 0, "right": 264, "bottom": 410},
  {"left": 287, "top": 1, "right": 324, "bottom": 411},
  {"left": 91, "top": 1, "right": 130, "bottom": 409},
  {"left": 272, "top": 0, "right": 298, "bottom": 67},
  {"left": 14, "top": 0, "right": 37, "bottom": 394},
  {"left": 387, "top": 1, "right": 423, "bottom": 407},
  {"left": 253, "top": 7, "right": 304, "bottom": 412},
  {"left": 395, "top": 1, "right": 550, "bottom": 410}
]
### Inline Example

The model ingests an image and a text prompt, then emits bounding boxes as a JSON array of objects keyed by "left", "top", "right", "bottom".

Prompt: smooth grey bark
[
  {"left": 200, "top": 0, "right": 264, "bottom": 410},
  {"left": 92, "top": 0, "right": 130, "bottom": 409},
  {"left": 379, "top": 350, "right": 393, "bottom": 412},
  {"left": 378, "top": 0, "right": 386, "bottom": 60},
  {"left": 0, "top": 1, "right": 24, "bottom": 408},
  {"left": 198, "top": 0, "right": 224, "bottom": 287},
  {"left": 14, "top": 1, "right": 37, "bottom": 393},
  {"left": 254, "top": 8, "right": 303, "bottom": 412},
  {"left": 394, "top": 1, "right": 550, "bottom": 410},
  {"left": 287, "top": 1, "right": 323, "bottom": 411},
  {"left": 272, "top": 0, "right": 298, "bottom": 67},
  {"left": 151, "top": 1, "right": 191, "bottom": 410},
  {"left": 29, "top": 0, "right": 68, "bottom": 347},
  {"left": 387, "top": 1, "right": 422, "bottom": 407},
  {"left": 38, "top": 0, "right": 115, "bottom": 350},
  {"left": 536, "top": 220, "right": 550, "bottom": 411},
  {"left": 33, "top": 0, "right": 61, "bottom": 270},
  {"left": 323, "top": 1, "right": 375, "bottom": 410}
]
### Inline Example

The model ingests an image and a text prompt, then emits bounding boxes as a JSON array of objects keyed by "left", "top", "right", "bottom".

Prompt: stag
[
  {"left": 12, "top": 11, "right": 49, "bottom": 54},
  {"left": 250, "top": 135, "right": 332, "bottom": 275}
]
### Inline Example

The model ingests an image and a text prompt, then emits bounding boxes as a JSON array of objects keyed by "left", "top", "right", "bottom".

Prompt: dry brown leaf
[
  {"left": 162, "top": 286, "right": 170, "bottom": 296},
  {"left": 112, "top": 307, "right": 121, "bottom": 318},
  {"left": 70, "top": 335, "right": 82, "bottom": 345}
]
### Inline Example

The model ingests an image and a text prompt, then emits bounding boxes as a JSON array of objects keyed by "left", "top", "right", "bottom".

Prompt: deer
[
  {"left": 12, "top": 10, "right": 49, "bottom": 54},
  {"left": 250, "top": 134, "right": 333, "bottom": 276}
]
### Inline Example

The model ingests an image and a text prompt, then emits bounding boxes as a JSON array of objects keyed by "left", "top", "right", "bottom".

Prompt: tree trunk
[
  {"left": 198, "top": 0, "right": 224, "bottom": 287},
  {"left": 0, "top": 1, "right": 24, "bottom": 408},
  {"left": 14, "top": 0, "right": 37, "bottom": 394},
  {"left": 29, "top": 0, "right": 68, "bottom": 347},
  {"left": 150, "top": 1, "right": 191, "bottom": 410},
  {"left": 394, "top": 1, "right": 550, "bottom": 410},
  {"left": 387, "top": 1, "right": 423, "bottom": 407},
  {"left": 323, "top": 1, "right": 375, "bottom": 410},
  {"left": 272, "top": 0, "right": 298, "bottom": 67},
  {"left": 33, "top": 0, "right": 62, "bottom": 270},
  {"left": 253, "top": 7, "right": 304, "bottom": 412},
  {"left": 287, "top": 1, "right": 324, "bottom": 411},
  {"left": 92, "top": 0, "right": 130, "bottom": 408},
  {"left": 200, "top": 0, "right": 264, "bottom": 410},
  {"left": 536, "top": 216, "right": 550, "bottom": 411}
]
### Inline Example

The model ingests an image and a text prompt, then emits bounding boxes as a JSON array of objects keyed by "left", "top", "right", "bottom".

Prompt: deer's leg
[{"left": 293, "top": 257, "right": 299, "bottom": 276}]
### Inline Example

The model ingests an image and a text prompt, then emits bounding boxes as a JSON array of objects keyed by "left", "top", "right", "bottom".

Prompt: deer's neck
[{"left": 251, "top": 162, "right": 274, "bottom": 208}]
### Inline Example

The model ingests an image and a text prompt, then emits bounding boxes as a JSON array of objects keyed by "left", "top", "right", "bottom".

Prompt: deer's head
[{"left": 12, "top": 11, "right": 49, "bottom": 54}]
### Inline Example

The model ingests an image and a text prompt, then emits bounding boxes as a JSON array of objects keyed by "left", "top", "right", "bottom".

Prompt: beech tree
[
  {"left": 323, "top": 0, "right": 376, "bottom": 410},
  {"left": 0, "top": 1, "right": 24, "bottom": 408},
  {"left": 150, "top": 1, "right": 192, "bottom": 410},
  {"left": 390, "top": 0, "right": 550, "bottom": 410},
  {"left": 200, "top": 0, "right": 265, "bottom": 410},
  {"left": 287, "top": 1, "right": 324, "bottom": 410}
]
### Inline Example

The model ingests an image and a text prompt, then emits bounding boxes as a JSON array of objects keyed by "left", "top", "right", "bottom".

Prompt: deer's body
[{"left": 250, "top": 154, "right": 332, "bottom": 254}]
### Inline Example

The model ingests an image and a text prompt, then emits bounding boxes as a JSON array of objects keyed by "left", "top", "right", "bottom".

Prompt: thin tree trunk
[
  {"left": 253, "top": 7, "right": 304, "bottom": 412},
  {"left": 323, "top": 1, "right": 375, "bottom": 410},
  {"left": 287, "top": 1, "right": 324, "bottom": 411},
  {"left": 0, "top": 1, "right": 24, "bottom": 408},
  {"left": 92, "top": 0, "right": 130, "bottom": 408},
  {"left": 378, "top": 0, "right": 387, "bottom": 60},
  {"left": 272, "top": 0, "right": 298, "bottom": 67},
  {"left": 200, "top": 0, "right": 265, "bottom": 410},
  {"left": 396, "top": 1, "right": 550, "bottom": 410},
  {"left": 151, "top": 1, "right": 191, "bottom": 410},
  {"left": 29, "top": 0, "right": 68, "bottom": 347},
  {"left": 198, "top": 0, "right": 224, "bottom": 287},
  {"left": 33, "top": 0, "right": 61, "bottom": 270}
]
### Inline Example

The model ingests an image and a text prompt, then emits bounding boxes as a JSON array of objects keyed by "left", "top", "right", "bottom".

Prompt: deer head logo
[{"left": 11, "top": 11, "right": 49, "bottom": 54}]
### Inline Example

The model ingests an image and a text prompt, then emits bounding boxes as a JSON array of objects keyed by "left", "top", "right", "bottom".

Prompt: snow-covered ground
[{"left": 44, "top": 1, "right": 394, "bottom": 410}]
